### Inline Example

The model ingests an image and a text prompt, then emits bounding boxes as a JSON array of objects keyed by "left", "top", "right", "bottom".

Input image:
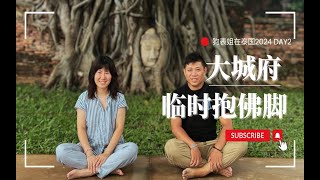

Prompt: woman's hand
[
  {"left": 87, "top": 155, "right": 97, "bottom": 174},
  {"left": 95, "top": 154, "right": 109, "bottom": 169}
]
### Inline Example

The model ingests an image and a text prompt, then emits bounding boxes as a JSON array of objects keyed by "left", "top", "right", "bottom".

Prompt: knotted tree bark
[{"left": 19, "top": 0, "right": 246, "bottom": 94}]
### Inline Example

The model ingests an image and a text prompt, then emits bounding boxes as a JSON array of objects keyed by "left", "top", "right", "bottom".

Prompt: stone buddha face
[
  {"left": 140, "top": 28, "right": 161, "bottom": 67},
  {"left": 182, "top": 21, "right": 197, "bottom": 53}
]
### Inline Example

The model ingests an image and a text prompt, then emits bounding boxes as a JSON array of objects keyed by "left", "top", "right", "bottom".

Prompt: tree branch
[{"left": 71, "top": 0, "right": 92, "bottom": 21}]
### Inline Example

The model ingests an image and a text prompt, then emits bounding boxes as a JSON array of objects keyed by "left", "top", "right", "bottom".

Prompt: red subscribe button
[{"left": 226, "top": 130, "right": 270, "bottom": 142}]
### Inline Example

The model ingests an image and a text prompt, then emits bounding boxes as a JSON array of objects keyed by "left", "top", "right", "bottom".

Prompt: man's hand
[
  {"left": 208, "top": 148, "right": 223, "bottom": 172},
  {"left": 190, "top": 147, "right": 202, "bottom": 167}
]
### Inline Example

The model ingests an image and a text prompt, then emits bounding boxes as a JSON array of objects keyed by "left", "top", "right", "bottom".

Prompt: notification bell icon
[{"left": 272, "top": 130, "right": 283, "bottom": 142}]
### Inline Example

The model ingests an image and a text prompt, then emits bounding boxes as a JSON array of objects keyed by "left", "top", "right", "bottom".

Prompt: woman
[{"left": 56, "top": 55, "right": 138, "bottom": 179}]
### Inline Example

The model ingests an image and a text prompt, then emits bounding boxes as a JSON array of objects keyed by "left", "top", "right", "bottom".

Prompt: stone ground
[{"left": 17, "top": 155, "right": 304, "bottom": 180}]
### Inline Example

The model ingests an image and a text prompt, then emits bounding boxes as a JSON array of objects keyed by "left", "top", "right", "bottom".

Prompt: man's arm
[
  {"left": 171, "top": 116, "right": 202, "bottom": 167},
  {"left": 171, "top": 116, "right": 195, "bottom": 147},
  {"left": 214, "top": 116, "right": 233, "bottom": 151},
  {"left": 207, "top": 116, "right": 233, "bottom": 171}
]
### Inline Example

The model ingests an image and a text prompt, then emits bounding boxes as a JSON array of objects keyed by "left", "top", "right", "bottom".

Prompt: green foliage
[
  {"left": 288, "top": 0, "right": 304, "bottom": 11},
  {"left": 230, "top": 88, "right": 304, "bottom": 158},
  {"left": 16, "top": 84, "right": 303, "bottom": 158}
]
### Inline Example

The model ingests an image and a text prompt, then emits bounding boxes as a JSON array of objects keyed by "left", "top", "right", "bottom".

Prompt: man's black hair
[{"left": 184, "top": 52, "right": 207, "bottom": 68}]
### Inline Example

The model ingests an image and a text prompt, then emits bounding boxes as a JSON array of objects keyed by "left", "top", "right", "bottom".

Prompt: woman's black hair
[{"left": 88, "top": 55, "right": 119, "bottom": 99}]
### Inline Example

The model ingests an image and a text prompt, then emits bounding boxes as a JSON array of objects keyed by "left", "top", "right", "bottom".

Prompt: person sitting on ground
[
  {"left": 164, "top": 52, "right": 248, "bottom": 180},
  {"left": 56, "top": 55, "right": 138, "bottom": 179}
]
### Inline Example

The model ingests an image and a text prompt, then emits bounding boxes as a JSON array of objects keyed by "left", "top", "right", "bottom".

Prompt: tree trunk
[{"left": 24, "top": 0, "right": 246, "bottom": 94}]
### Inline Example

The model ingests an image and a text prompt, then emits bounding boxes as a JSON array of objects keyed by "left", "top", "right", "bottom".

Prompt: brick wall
[
  {"left": 242, "top": 13, "right": 304, "bottom": 64},
  {"left": 241, "top": 13, "right": 304, "bottom": 84},
  {"left": 16, "top": 7, "right": 56, "bottom": 83}
]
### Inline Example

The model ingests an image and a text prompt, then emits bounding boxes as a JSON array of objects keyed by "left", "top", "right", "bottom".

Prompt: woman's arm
[
  {"left": 76, "top": 109, "right": 93, "bottom": 156},
  {"left": 102, "top": 107, "right": 126, "bottom": 156}
]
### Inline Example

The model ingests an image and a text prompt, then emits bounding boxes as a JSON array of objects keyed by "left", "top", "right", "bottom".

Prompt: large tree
[{"left": 18, "top": 0, "right": 246, "bottom": 94}]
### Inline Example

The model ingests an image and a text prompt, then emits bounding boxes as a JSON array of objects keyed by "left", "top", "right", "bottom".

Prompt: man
[{"left": 164, "top": 52, "right": 248, "bottom": 180}]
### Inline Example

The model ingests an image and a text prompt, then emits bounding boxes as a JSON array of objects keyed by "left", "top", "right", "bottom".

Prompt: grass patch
[{"left": 16, "top": 84, "right": 303, "bottom": 158}]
